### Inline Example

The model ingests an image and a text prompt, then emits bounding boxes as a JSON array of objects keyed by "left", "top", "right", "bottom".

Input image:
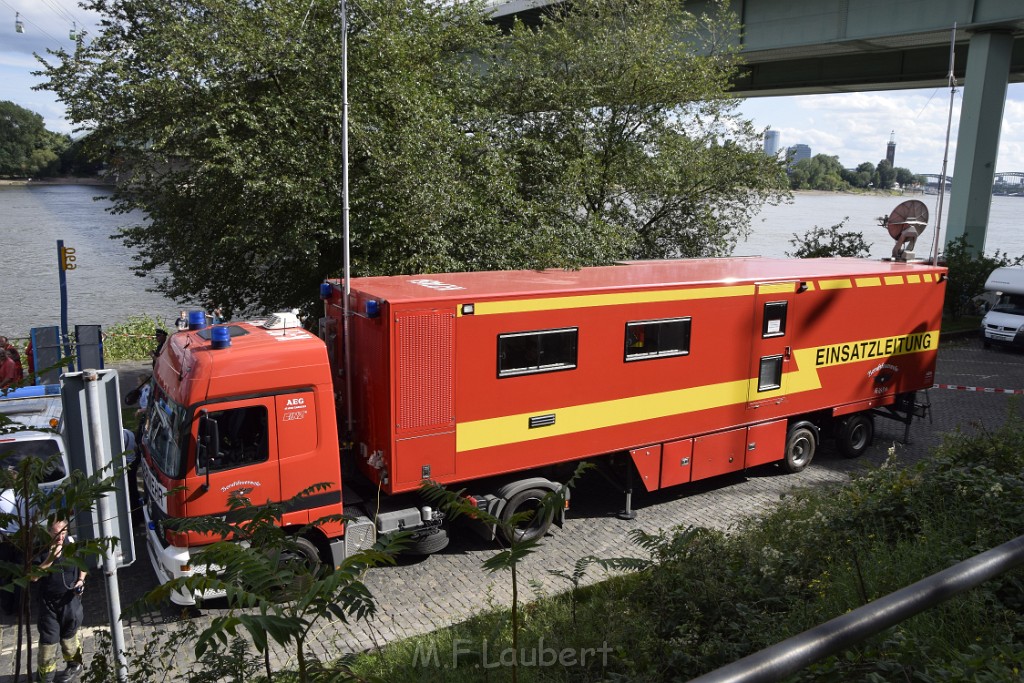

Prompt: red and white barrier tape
[{"left": 932, "top": 383, "right": 1024, "bottom": 395}]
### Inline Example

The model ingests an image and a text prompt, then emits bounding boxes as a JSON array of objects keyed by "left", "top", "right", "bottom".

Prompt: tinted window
[
  {"left": 625, "top": 318, "right": 691, "bottom": 361},
  {"left": 498, "top": 328, "right": 578, "bottom": 377},
  {"left": 198, "top": 405, "right": 269, "bottom": 473}
]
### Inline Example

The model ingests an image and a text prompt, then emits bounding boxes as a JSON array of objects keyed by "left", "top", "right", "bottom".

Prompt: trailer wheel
[
  {"left": 781, "top": 426, "right": 816, "bottom": 474},
  {"left": 499, "top": 488, "right": 554, "bottom": 544},
  {"left": 836, "top": 413, "right": 874, "bottom": 458}
]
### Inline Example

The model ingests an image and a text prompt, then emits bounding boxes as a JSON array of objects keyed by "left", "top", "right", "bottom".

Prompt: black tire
[
  {"left": 285, "top": 535, "right": 323, "bottom": 567},
  {"left": 290, "top": 536, "right": 321, "bottom": 565},
  {"left": 836, "top": 413, "right": 874, "bottom": 458},
  {"left": 499, "top": 488, "right": 554, "bottom": 544},
  {"left": 781, "top": 426, "right": 816, "bottom": 474},
  {"left": 403, "top": 529, "right": 450, "bottom": 556}
]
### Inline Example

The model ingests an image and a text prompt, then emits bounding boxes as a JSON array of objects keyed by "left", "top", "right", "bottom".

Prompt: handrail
[{"left": 689, "top": 533, "right": 1024, "bottom": 683}]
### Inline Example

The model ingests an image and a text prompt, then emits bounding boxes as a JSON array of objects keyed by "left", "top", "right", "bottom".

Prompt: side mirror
[{"left": 196, "top": 411, "right": 220, "bottom": 490}]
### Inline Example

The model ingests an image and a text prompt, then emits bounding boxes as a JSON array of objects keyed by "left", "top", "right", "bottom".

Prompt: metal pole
[
  {"left": 930, "top": 23, "right": 957, "bottom": 264},
  {"left": 688, "top": 533, "right": 1024, "bottom": 683},
  {"left": 57, "top": 240, "right": 71, "bottom": 361},
  {"left": 83, "top": 370, "right": 128, "bottom": 682},
  {"left": 341, "top": 0, "right": 354, "bottom": 436}
]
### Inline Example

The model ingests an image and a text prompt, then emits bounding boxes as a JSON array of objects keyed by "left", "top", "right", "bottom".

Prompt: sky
[{"left": 3, "top": 0, "right": 1024, "bottom": 178}]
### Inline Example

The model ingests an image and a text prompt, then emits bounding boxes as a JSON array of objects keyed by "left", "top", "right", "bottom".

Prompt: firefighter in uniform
[{"left": 32, "top": 519, "right": 86, "bottom": 683}]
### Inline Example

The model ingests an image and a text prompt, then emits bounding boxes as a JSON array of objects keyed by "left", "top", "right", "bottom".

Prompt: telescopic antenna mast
[{"left": 930, "top": 23, "right": 957, "bottom": 264}]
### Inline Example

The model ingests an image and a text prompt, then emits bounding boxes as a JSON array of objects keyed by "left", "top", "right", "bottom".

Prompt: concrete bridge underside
[{"left": 491, "top": 0, "right": 1024, "bottom": 256}]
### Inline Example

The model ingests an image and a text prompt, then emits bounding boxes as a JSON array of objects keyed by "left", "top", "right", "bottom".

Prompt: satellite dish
[
  {"left": 882, "top": 200, "right": 929, "bottom": 240},
  {"left": 880, "top": 199, "right": 929, "bottom": 261}
]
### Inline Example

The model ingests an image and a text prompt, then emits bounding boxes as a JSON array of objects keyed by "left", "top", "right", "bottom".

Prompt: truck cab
[{"left": 140, "top": 313, "right": 347, "bottom": 605}]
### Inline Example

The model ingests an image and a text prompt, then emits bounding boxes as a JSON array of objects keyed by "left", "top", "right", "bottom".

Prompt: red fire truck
[{"left": 141, "top": 257, "right": 945, "bottom": 603}]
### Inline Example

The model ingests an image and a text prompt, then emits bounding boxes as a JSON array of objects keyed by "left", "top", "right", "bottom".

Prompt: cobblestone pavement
[{"left": 2, "top": 338, "right": 1022, "bottom": 678}]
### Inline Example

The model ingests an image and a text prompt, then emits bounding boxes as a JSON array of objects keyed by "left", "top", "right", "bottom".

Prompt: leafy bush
[
  {"left": 101, "top": 315, "right": 167, "bottom": 363},
  {"left": 787, "top": 220, "right": 872, "bottom": 258},
  {"left": 941, "top": 235, "right": 1024, "bottom": 319}
]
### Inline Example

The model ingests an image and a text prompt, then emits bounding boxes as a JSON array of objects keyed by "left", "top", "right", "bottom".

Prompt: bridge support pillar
[{"left": 945, "top": 31, "right": 1013, "bottom": 257}]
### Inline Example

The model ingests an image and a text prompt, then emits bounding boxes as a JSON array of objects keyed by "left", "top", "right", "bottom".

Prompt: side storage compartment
[
  {"left": 691, "top": 428, "right": 746, "bottom": 481},
  {"left": 744, "top": 419, "right": 788, "bottom": 468}
]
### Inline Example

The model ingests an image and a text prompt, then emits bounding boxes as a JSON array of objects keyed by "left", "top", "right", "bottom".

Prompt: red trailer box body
[{"left": 328, "top": 257, "right": 944, "bottom": 495}]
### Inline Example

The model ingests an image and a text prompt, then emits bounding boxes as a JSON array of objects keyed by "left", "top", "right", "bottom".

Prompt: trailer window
[
  {"left": 625, "top": 318, "right": 691, "bottom": 361},
  {"left": 762, "top": 301, "right": 788, "bottom": 338},
  {"left": 758, "top": 355, "right": 783, "bottom": 392},
  {"left": 198, "top": 405, "right": 269, "bottom": 473},
  {"left": 498, "top": 328, "right": 578, "bottom": 377}
]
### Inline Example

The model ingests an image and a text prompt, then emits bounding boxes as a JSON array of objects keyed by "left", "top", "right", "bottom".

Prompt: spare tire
[{"left": 403, "top": 529, "right": 450, "bottom": 556}]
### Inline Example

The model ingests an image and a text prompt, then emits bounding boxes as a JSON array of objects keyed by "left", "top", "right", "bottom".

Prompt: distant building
[
  {"left": 886, "top": 131, "right": 896, "bottom": 166},
  {"left": 787, "top": 144, "right": 811, "bottom": 167},
  {"left": 764, "top": 130, "right": 781, "bottom": 157}
]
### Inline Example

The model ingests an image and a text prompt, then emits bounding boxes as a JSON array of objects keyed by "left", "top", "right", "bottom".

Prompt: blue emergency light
[
  {"left": 188, "top": 310, "right": 207, "bottom": 330},
  {"left": 211, "top": 326, "right": 231, "bottom": 350}
]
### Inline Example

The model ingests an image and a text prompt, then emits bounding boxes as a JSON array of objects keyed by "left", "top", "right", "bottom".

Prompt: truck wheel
[
  {"left": 403, "top": 529, "right": 450, "bottom": 555},
  {"left": 288, "top": 535, "right": 323, "bottom": 567},
  {"left": 499, "top": 488, "right": 554, "bottom": 544},
  {"left": 836, "top": 414, "right": 874, "bottom": 458},
  {"left": 781, "top": 426, "right": 816, "bottom": 474}
]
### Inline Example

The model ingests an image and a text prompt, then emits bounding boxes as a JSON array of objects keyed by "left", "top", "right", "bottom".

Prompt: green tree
[
  {"left": 39, "top": 0, "right": 496, "bottom": 313},
  {"left": 0, "top": 101, "right": 68, "bottom": 178},
  {"left": 38, "top": 0, "right": 787, "bottom": 315},
  {"left": 788, "top": 154, "right": 846, "bottom": 191},
  {"left": 893, "top": 166, "right": 919, "bottom": 190},
  {"left": 474, "top": 0, "right": 789, "bottom": 263},
  {"left": 842, "top": 161, "right": 876, "bottom": 189},
  {"left": 787, "top": 219, "right": 872, "bottom": 258},
  {"left": 875, "top": 159, "right": 897, "bottom": 190}
]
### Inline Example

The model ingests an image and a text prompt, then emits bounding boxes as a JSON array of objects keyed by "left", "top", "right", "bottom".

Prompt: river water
[
  {"left": 2, "top": 184, "right": 1023, "bottom": 343},
  {"left": 0, "top": 184, "right": 181, "bottom": 343}
]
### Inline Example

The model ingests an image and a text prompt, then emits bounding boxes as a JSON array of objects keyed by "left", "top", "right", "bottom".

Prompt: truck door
[
  {"left": 747, "top": 282, "right": 798, "bottom": 410},
  {"left": 186, "top": 397, "right": 282, "bottom": 517}
]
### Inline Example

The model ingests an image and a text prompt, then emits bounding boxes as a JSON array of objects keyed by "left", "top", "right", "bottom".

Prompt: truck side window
[
  {"left": 624, "top": 318, "right": 691, "bottom": 361},
  {"left": 757, "top": 355, "right": 783, "bottom": 392},
  {"left": 199, "top": 405, "right": 269, "bottom": 472},
  {"left": 762, "top": 301, "right": 788, "bottom": 338},
  {"left": 498, "top": 328, "right": 578, "bottom": 377}
]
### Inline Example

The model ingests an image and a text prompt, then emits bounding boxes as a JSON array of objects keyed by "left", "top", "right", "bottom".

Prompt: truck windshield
[
  {"left": 993, "top": 293, "right": 1024, "bottom": 315},
  {"left": 143, "top": 394, "right": 190, "bottom": 479}
]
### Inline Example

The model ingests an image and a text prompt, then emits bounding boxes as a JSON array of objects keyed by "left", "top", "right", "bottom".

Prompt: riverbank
[
  {"left": 792, "top": 188, "right": 922, "bottom": 197},
  {"left": 0, "top": 176, "right": 112, "bottom": 186}
]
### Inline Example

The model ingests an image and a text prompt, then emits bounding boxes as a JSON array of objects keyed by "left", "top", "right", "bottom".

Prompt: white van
[
  {"left": 980, "top": 267, "right": 1024, "bottom": 349},
  {"left": 0, "top": 387, "right": 68, "bottom": 492}
]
